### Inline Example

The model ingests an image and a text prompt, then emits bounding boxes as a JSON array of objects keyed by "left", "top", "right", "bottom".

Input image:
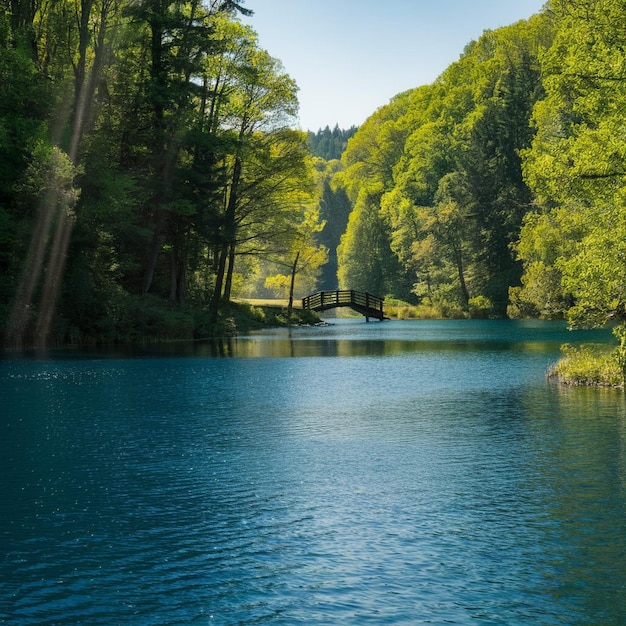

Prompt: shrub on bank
[
  {"left": 384, "top": 297, "right": 486, "bottom": 320},
  {"left": 215, "top": 302, "right": 321, "bottom": 336},
  {"left": 468, "top": 296, "right": 493, "bottom": 319},
  {"left": 384, "top": 298, "right": 460, "bottom": 320},
  {"left": 548, "top": 343, "right": 623, "bottom": 387},
  {"left": 55, "top": 295, "right": 320, "bottom": 345}
]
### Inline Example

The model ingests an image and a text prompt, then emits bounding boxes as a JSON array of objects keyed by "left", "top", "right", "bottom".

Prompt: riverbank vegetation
[
  {"left": 327, "top": 0, "right": 626, "bottom": 385},
  {"left": 2, "top": 0, "right": 626, "bottom": 385},
  {"left": 548, "top": 344, "right": 624, "bottom": 388}
]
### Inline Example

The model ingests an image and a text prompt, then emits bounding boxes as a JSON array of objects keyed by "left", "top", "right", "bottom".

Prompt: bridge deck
[{"left": 302, "top": 290, "right": 385, "bottom": 321}]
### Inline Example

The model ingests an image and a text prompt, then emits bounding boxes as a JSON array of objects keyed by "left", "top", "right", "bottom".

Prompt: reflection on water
[
  {"left": 1, "top": 319, "right": 625, "bottom": 625},
  {"left": 209, "top": 318, "right": 610, "bottom": 358}
]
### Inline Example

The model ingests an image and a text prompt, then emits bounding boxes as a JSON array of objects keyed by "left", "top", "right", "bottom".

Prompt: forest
[{"left": 1, "top": 0, "right": 626, "bottom": 356}]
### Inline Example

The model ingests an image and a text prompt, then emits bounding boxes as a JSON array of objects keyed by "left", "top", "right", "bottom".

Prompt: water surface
[{"left": 2, "top": 320, "right": 625, "bottom": 624}]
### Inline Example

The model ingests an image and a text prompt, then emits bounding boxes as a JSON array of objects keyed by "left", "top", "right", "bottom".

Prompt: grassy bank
[
  {"left": 382, "top": 298, "right": 490, "bottom": 320},
  {"left": 547, "top": 343, "right": 624, "bottom": 387},
  {"left": 216, "top": 302, "right": 321, "bottom": 335},
  {"left": 38, "top": 297, "right": 321, "bottom": 346}
]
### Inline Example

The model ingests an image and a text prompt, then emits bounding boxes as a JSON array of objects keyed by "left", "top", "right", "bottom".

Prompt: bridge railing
[
  {"left": 302, "top": 290, "right": 384, "bottom": 313},
  {"left": 350, "top": 291, "right": 384, "bottom": 312}
]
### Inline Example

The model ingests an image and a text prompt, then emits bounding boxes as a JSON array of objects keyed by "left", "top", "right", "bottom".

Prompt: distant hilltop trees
[{"left": 307, "top": 125, "right": 358, "bottom": 161}]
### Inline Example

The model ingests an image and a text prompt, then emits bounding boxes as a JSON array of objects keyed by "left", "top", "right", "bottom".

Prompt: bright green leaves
[
  {"left": 335, "top": 16, "right": 548, "bottom": 312},
  {"left": 559, "top": 202, "right": 626, "bottom": 328},
  {"left": 337, "top": 190, "right": 394, "bottom": 295},
  {"left": 336, "top": 96, "right": 411, "bottom": 296},
  {"left": 1, "top": 0, "right": 322, "bottom": 343},
  {"left": 516, "top": 0, "right": 626, "bottom": 328},
  {"left": 510, "top": 207, "right": 588, "bottom": 318}
]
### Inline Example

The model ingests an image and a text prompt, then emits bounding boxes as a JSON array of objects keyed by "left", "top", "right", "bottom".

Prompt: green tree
[
  {"left": 392, "top": 18, "right": 548, "bottom": 314},
  {"left": 205, "top": 36, "right": 304, "bottom": 322},
  {"left": 317, "top": 180, "right": 351, "bottom": 290},
  {"left": 518, "top": 0, "right": 626, "bottom": 328},
  {"left": 263, "top": 205, "right": 327, "bottom": 311},
  {"left": 337, "top": 188, "right": 391, "bottom": 295},
  {"left": 0, "top": 19, "right": 51, "bottom": 329},
  {"left": 307, "top": 124, "right": 357, "bottom": 160},
  {"left": 336, "top": 92, "right": 412, "bottom": 296}
]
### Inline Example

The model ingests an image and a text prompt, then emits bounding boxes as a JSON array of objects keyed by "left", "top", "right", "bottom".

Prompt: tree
[
  {"left": 508, "top": 208, "right": 583, "bottom": 318},
  {"left": 316, "top": 180, "right": 351, "bottom": 291},
  {"left": 1, "top": 0, "right": 329, "bottom": 344},
  {"left": 5, "top": 145, "right": 80, "bottom": 346},
  {"left": 336, "top": 92, "right": 412, "bottom": 296},
  {"left": 307, "top": 124, "right": 358, "bottom": 160},
  {"left": 263, "top": 205, "right": 327, "bottom": 313},
  {"left": 518, "top": 0, "right": 626, "bottom": 327},
  {"left": 0, "top": 19, "right": 51, "bottom": 330},
  {"left": 206, "top": 35, "right": 304, "bottom": 322},
  {"left": 393, "top": 19, "right": 548, "bottom": 314}
]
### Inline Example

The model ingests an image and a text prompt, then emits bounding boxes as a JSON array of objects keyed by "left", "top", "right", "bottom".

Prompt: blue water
[{"left": 2, "top": 320, "right": 626, "bottom": 624}]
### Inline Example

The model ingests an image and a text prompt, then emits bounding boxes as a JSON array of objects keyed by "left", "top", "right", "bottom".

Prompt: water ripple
[{"left": 2, "top": 322, "right": 626, "bottom": 624}]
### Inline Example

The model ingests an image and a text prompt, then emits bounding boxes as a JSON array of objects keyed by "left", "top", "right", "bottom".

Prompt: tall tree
[
  {"left": 336, "top": 92, "right": 412, "bottom": 296},
  {"left": 379, "top": 16, "right": 550, "bottom": 314},
  {"left": 315, "top": 161, "right": 352, "bottom": 290},
  {"left": 517, "top": 0, "right": 626, "bottom": 334},
  {"left": 206, "top": 36, "right": 302, "bottom": 322}
]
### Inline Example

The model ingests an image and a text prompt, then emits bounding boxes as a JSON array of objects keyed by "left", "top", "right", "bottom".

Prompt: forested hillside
[
  {"left": 0, "top": 0, "right": 326, "bottom": 346},
  {"left": 3, "top": 0, "right": 626, "bottom": 349},
  {"left": 333, "top": 13, "right": 551, "bottom": 316},
  {"left": 307, "top": 125, "right": 357, "bottom": 161},
  {"left": 329, "top": 0, "right": 626, "bottom": 353}
]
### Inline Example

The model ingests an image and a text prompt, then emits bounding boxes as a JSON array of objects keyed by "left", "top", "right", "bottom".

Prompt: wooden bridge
[{"left": 302, "top": 290, "right": 386, "bottom": 321}]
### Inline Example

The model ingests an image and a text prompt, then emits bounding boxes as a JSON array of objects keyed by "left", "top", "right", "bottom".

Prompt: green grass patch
[
  {"left": 383, "top": 298, "right": 466, "bottom": 320},
  {"left": 233, "top": 298, "right": 290, "bottom": 307},
  {"left": 548, "top": 343, "right": 624, "bottom": 387},
  {"left": 214, "top": 302, "right": 321, "bottom": 336}
]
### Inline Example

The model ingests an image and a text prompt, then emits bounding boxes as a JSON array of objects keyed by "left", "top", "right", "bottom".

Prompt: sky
[{"left": 241, "top": 0, "right": 547, "bottom": 131}]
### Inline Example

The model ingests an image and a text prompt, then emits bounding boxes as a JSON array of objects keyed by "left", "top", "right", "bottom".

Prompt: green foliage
[
  {"left": 468, "top": 295, "right": 493, "bottom": 319},
  {"left": 6, "top": 0, "right": 626, "bottom": 353},
  {"left": 548, "top": 343, "right": 623, "bottom": 388},
  {"left": 516, "top": 0, "right": 626, "bottom": 336},
  {"left": 315, "top": 161, "right": 352, "bottom": 290},
  {"left": 336, "top": 92, "right": 414, "bottom": 298},
  {"left": 335, "top": 16, "right": 550, "bottom": 315},
  {"left": 337, "top": 188, "right": 404, "bottom": 296},
  {"left": 0, "top": 1, "right": 322, "bottom": 346},
  {"left": 0, "top": 22, "right": 52, "bottom": 324},
  {"left": 613, "top": 325, "right": 626, "bottom": 384},
  {"left": 307, "top": 125, "right": 358, "bottom": 160},
  {"left": 214, "top": 302, "right": 320, "bottom": 335}
]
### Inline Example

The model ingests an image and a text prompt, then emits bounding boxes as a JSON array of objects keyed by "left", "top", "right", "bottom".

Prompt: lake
[{"left": 2, "top": 319, "right": 626, "bottom": 625}]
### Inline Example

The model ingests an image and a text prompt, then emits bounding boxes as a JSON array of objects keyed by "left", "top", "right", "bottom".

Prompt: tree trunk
[
  {"left": 453, "top": 244, "right": 470, "bottom": 310},
  {"left": 208, "top": 242, "right": 228, "bottom": 326},
  {"left": 208, "top": 154, "right": 242, "bottom": 325},
  {"left": 143, "top": 216, "right": 163, "bottom": 294},
  {"left": 10, "top": 0, "right": 37, "bottom": 58},
  {"left": 223, "top": 242, "right": 236, "bottom": 303},
  {"left": 287, "top": 250, "right": 300, "bottom": 321}
]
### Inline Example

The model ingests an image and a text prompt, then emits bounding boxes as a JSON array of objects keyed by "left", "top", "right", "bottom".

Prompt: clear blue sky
[{"left": 241, "top": 0, "right": 546, "bottom": 131}]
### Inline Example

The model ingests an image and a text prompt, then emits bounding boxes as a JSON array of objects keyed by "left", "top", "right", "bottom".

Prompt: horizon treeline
[
  {"left": 2, "top": 0, "right": 626, "bottom": 346},
  {"left": 307, "top": 125, "right": 358, "bottom": 161}
]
